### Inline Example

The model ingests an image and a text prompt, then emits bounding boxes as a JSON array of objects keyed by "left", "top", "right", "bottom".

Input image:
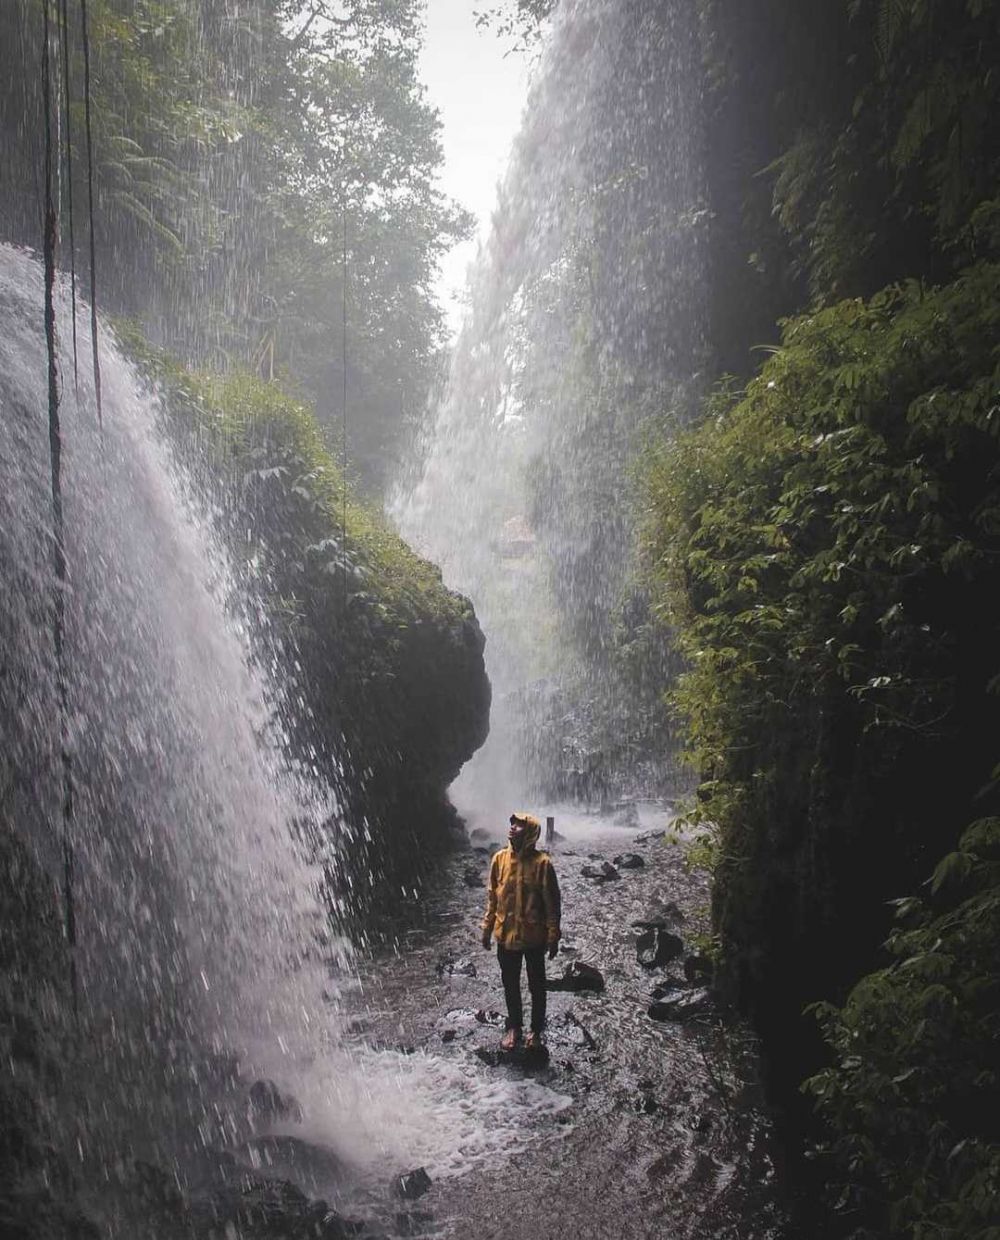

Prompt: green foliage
[
  {"left": 642, "top": 258, "right": 1000, "bottom": 1103},
  {"left": 1, "top": 0, "right": 470, "bottom": 493},
  {"left": 805, "top": 817, "right": 1000, "bottom": 1239}
]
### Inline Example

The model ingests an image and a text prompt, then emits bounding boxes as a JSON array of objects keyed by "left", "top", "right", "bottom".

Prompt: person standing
[{"left": 481, "top": 811, "right": 561, "bottom": 1050}]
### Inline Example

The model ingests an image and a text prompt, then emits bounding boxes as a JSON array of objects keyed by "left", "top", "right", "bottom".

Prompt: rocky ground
[
  {"left": 337, "top": 805, "right": 789, "bottom": 1240},
  {"left": 0, "top": 806, "right": 789, "bottom": 1239}
]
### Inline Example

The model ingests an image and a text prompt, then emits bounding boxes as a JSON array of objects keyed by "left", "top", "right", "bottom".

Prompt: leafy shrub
[
  {"left": 805, "top": 817, "right": 1000, "bottom": 1239},
  {"left": 642, "top": 260, "right": 1000, "bottom": 1100}
]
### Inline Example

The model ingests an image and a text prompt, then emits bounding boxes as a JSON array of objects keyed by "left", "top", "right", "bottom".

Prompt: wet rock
[
  {"left": 248, "top": 1078, "right": 303, "bottom": 1127},
  {"left": 547, "top": 961, "right": 605, "bottom": 992},
  {"left": 631, "top": 899, "right": 684, "bottom": 930},
  {"left": 474, "top": 1008, "right": 505, "bottom": 1026},
  {"left": 240, "top": 1135, "right": 344, "bottom": 1191},
  {"left": 396, "top": 1167, "right": 432, "bottom": 1200},
  {"left": 472, "top": 845, "right": 491, "bottom": 857},
  {"left": 636, "top": 927, "right": 684, "bottom": 969},
  {"left": 435, "top": 957, "right": 477, "bottom": 978},
  {"left": 190, "top": 1175, "right": 353, "bottom": 1239},
  {"left": 581, "top": 861, "right": 620, "bottom": 882},
  {"left": 635, "top": 1090, "right": 659, "bottom": 1114},
  {"left": 462, "top": 866, "right": 484, "bottom": 888},
  {"left": 683, "top": 953, "right": 715, "bottom": 984},
  {"left": 648, "top": 987, "right": 712, "bottom": 1022},
  {"left": 633, "top": 828, "right": 665, "bottom": 844},
  {"left": 613, "top": 852, "right": 645, "bottom": 870},
  {"left": 558, "top": 941, "right": 579, "bottom": 955},
  {"left": 440, "top": 1029, "right": 456, "bottom": 1043},
  {"left": 649, "top": 979, "right": 685, "bottom": 1001}
]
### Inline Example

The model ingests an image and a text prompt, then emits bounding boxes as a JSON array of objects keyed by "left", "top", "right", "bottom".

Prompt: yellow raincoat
[{"left": 481, "top": 814, "right": 561, "bottom": 950}]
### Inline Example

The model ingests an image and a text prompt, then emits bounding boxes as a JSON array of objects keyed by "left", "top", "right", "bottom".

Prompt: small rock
[
  {"left": 547, "top": 961, "right": 605, "bottom": 992},
  {"left": 648, "top": 987, "right": 712, "bottom": 1022},
  {"left": 581, "top": 861, "right": 620, "bottom": 882},
  {"left": 636, "top": 928, "right": 684, "bottom": 969},
  {"left": 475, "top": 1008, "right": 505, "bottom": 1026},
  {"left": 613, "top": 852, "right": 645, "bottom": 869},
  {"left": 440, "top": 1029, "right": 456, "bottom": 1044},
  {"left": 636, "top": 1091, "right": 659, "bottom": 1115},
  {"left": 396, "top": 1167, "right": 432, "bottom": 1200},
  {"left": 649, "top": 979, "right": 685, "bottom": 1001},
  {"left": 435, "top": 957, "right": 477, "bottom": 978}
]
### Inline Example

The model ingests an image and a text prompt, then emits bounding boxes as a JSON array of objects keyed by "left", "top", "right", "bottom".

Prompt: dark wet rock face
[
  {"left": 248, "top": 1079, "right": 304, "bottom": 1127},
  {"left": 613, "top": 852, "right": 645, "bottom": 869},
  {"left": 636, "top": 928, "right": 684, "bottom": 969}
]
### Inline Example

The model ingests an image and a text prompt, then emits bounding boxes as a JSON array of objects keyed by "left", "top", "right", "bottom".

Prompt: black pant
[{"left": 498, "top": 945, "right": 547, "bottom": 1033}]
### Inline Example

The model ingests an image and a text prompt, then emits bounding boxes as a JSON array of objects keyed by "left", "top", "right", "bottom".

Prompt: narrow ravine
[{"left": 339, "top": 806, "right": 786, "bottom": 1239}]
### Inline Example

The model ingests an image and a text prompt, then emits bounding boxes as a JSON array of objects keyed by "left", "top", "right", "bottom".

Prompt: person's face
[{"left": 509, "top": 818, "right": 528, "bottom": 850}]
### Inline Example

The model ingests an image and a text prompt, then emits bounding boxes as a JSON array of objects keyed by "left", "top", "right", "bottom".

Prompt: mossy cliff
[{"left": 127, "top": 342, "right": 491, "bottom": 911}]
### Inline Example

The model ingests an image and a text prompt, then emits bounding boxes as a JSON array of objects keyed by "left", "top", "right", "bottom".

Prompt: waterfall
[
  {"left": 394, "top": 0, "right": 709, "bottom": 824},
  {"left": 1, "top": 242, "right": 343, "bottom": 1170},
  {"left": 0, "top": 243, "right": 574, "bottom": 1231}
]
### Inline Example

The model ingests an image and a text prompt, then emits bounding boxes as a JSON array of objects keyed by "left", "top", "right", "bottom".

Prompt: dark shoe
[
  {"left": 524, "top": 1031, "right": 543, "bottom": 1051},
  {"left": 500, "top": 1026, "right": 522, "bottom": 1052}
]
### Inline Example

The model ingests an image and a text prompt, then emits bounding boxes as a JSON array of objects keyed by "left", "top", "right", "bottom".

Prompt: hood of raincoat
[{"left": 510, "top": 811, "right": 541, "bottom": 849}]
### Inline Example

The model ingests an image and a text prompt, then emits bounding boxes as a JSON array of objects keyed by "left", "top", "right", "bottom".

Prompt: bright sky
[{"left": 418, "top": 1, "right": 532, "bottom": 335}]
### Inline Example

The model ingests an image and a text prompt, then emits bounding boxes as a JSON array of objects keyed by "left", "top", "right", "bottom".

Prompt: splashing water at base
[{"left": 0, "top": 244, "right": 570, "bottom": 1225}]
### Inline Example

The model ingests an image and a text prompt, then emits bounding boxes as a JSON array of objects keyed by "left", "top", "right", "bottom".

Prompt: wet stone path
[{"left": 343, "top": 808, "right": 787, "bottom": 1240}]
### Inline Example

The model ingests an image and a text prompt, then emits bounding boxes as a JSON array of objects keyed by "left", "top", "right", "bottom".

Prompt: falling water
[
  {"left": 0, "top": 241, "right": 342, "bottom": 1175},
  {"left": 394, "top": 0, "right": 709, "bottom": 823},
  {"left": 0, "top": 244, "right": 576, "bottom": 1232}
]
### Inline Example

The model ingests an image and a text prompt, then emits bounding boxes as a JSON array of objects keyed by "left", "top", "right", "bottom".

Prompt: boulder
[
  {"left": 581, "top": 861, "right": 620, "bottom": 882},
  {"left": 635, "top": 928, "right": 684, "bottom": 970},
  {"left": 648, "top": 987, "right": 712, "bottom": 1022},
  {"left": 631, "top": 898, "right": 684, "bottom": 929},
  {"left": 396, "top": 1168, "right": 432, "bottom": 1200},
  {"left": 547, "top": 961, "right": 605, "bottom": 993},
  {"left": 613, "top": 852, "right": 645, "bottom": 870}
]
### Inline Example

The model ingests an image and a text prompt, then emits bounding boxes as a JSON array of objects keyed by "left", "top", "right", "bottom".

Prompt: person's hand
[
  {"left": 547, "top": 943, "right": 558, "bottom": 960},
  {"left": 482, "top": 931, "right": 492, "bottom": 950}
]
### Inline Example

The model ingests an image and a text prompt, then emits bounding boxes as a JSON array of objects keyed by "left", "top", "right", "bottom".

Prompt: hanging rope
[
  {"left": 341, "top": 197, "right": 348, "bottom": 610},
  {"left": 58, "top": 0, "right": 79, "bottom": 395},
  {"left": 42, "top": 0, "right": 80, "bottom": 1020},
  {"left": 79, "top": 0, "right": 102, "bottom": 426}
]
